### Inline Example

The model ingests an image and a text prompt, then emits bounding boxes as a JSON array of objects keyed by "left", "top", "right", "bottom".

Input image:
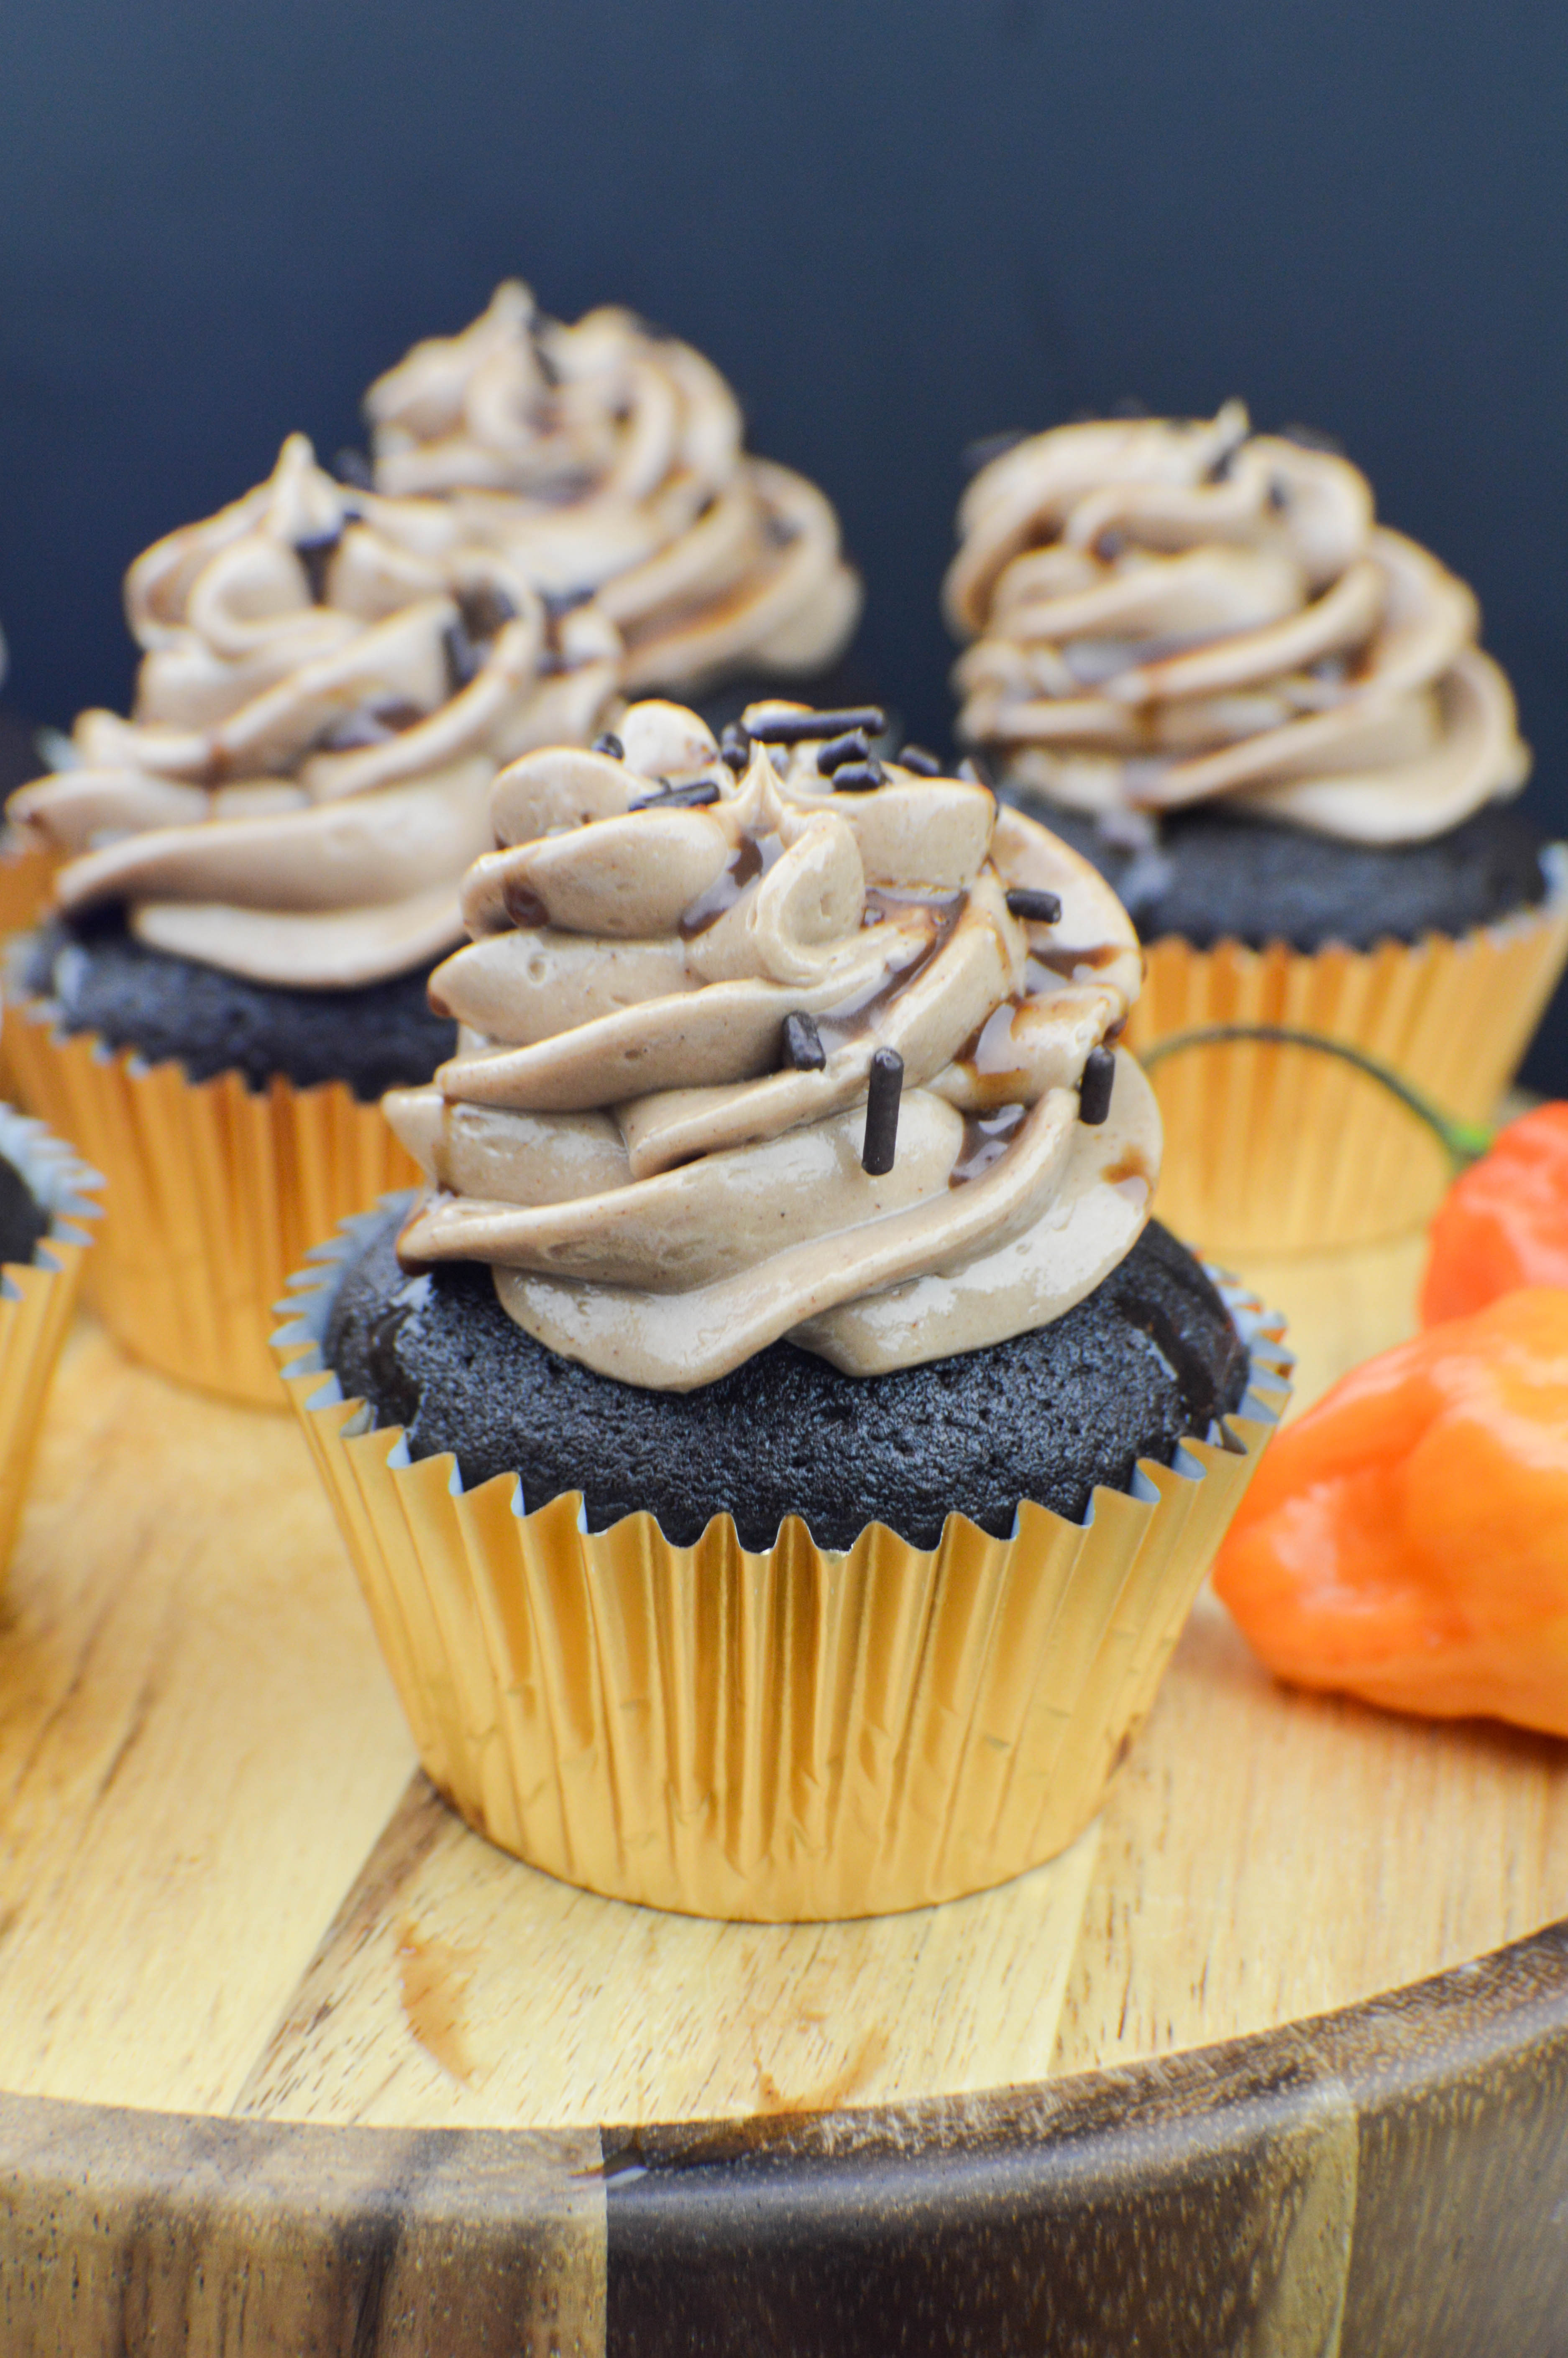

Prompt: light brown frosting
[
  {"left": 947, "top": 402, "right": 1528, "bottom": 844},
  {"left": 386, "top": 698, "right": 1159, "bottom": 1390},
  {"left": 365, "top": 282, "right": 862, "bottom": 697},
  {"left": 10, "top": 435, "right": 621, "bottom": 985}
]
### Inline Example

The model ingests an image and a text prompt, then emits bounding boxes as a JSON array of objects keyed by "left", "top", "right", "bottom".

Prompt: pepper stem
[{"left": 1137, "top": 1024, "right": 1495, "bottom": 1170}]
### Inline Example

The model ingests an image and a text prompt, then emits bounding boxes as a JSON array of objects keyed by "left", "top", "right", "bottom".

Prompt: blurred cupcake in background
[
  {"left": 0, "top": 1101, "right": 100, "bottom": 1583},
  {"left": 359, "top": 281, "right": 866, "bottom": 729},
  {"left": 0, "top": 622, "right": 61, "bottom": 942},
  {"left": 6, "top": 432, "right": 622, "bottom": 1404},
  {"left": 947, "top": 403, "right": 1568, "bottom": 1252}
]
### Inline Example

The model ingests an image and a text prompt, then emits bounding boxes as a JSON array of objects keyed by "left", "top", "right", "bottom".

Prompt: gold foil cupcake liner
[
  {"left": 2, "top": 994, "right": 419, "bottom": 1409},
  {"left": 0, "top": 835, "right": 61, "bottom": 941},
  {"left": 1123, "top": 853, "right": 1568, "bottom": 1255},
  {"left": 0, "top": 1104, "right": 101, "bottom": 1578},
  {"left": 274, "top": 1199, "right": 1291, "bottom": 1921}
]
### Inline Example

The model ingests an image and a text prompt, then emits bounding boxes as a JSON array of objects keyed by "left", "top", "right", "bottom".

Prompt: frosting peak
[
  {"left": 11, "top": 435, "right": 621, "bottom": 987},
  {"left": 947, "top": 403, "right": 1528, "bottom": 845},
  {"left": 364, "top": 283, "right": 862, "bottom": 695},
  {"left": 387, "top": 699, "right": 1160, "bottom": 1389}
]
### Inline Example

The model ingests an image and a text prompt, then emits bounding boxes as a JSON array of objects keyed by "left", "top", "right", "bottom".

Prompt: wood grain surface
[{"left": 0, "top": 1233, "right": 1563, "bottom": 2144}]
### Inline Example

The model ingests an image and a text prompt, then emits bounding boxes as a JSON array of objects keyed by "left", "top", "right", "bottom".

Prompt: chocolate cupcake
[
  {"left": 0, "top": 1102, "right": 100, "bottom": 1581},
  {"left": 362, "top": 281, "right": 866, "bottom": 722},
  {"left": 7, "top": 433, "right": 622, "bottom": 1402},
  {"left": 275, "top": 699, "right": 1288, "bottom": 1920},
  {"left": 948, "top": 404, "right": 1568, "bottom": 1250}
]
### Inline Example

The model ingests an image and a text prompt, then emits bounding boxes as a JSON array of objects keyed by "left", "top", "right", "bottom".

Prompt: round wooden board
[{"left": 2, "top": 1237, "right": 1566, "bottom": 2354}]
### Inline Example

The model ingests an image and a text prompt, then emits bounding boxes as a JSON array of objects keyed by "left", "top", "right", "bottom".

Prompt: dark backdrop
[{"left": 4, "top": 0, "right": 1567, "bottom": 1080}]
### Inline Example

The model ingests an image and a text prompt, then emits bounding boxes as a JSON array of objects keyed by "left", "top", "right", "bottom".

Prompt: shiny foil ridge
[
  {"left": 273, "top": 1196, "right": 1291, "bottom": 1921},
  {"left": 0, "top": 1100, "right": 101, "bottom": 1577},
  {"left": 2, "top": 989, "right": 417, "bottom": 1407},
  {"left": 1125, "top": 848, "right": 1568, "bottom": 1255}
]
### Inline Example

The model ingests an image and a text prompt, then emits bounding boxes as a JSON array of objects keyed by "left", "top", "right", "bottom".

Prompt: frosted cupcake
[
  {"left": 276, "top": 698, "right": 1288, "bottom": 1919},
  {"left": 0, "top": 1102, "right": 100, "bottom": 1581},
  {"left": 7, "top": 434, "right": 621, "bottom": 1402},
  {"left": 947, "top": 404, "right": 1568, "bottom": 1251},
  {"left": 361, "top": 281, "right": 864, "bottom": 720}
]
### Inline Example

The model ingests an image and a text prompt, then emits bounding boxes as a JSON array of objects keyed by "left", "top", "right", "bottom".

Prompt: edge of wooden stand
[{"left": 4, "top": 1913, "right": 1567, "bottom": 2356}]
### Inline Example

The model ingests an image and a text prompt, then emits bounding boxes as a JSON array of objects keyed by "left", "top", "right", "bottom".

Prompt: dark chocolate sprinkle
[
  {"left": 295, "top": 527, "right": 343, "bottom": 606},
  {"left": 815, "top": 728, "right": 871, "bottom": 775},
  {"left": 960, "top": 429, "right": 1029, "bottom": 477},
  {"left": 862, "top": 1048, "right": 904, "bottom": 1175},
  {"left": 832, "top": 760, "right": 882, "bottom": 794},
  {"left": 898, "top": 744, "right": 942, "bottom": 776},
  {"left": 629, "top": 779, "right": 721, "bottom": 811},
  {"left": 1097, "top": 529, "right": 1127, "bottom": 560},
  {"left": 751, "top": 706, "right": 886, "bottom": 745},
  {"left": 443, "top": 620, "right": 483, "bottom": 693},
  {"left": 719, "top": 724, "right": 751, "bottom": 773},
  {"left": 1078, "top": 1045, "right": 1116, "bottom": 1126},
  {"left": 1268, "top": 478, "right": 1290, "bottom": 511},
  {"left": 333, "top": 448, "right": 375, "bottom": 490},
  {"left": 592, "top": 732, "right": 625, "bottom": 760},
  {"left": 1005, "top": 888, "right": 1063, "bottom": 926},
  {"left": 458, "top": 584, "right": 517, "bottom": 641},
  {"left": 781, "top": 1011, "right": 826, "bottom": 1072}
]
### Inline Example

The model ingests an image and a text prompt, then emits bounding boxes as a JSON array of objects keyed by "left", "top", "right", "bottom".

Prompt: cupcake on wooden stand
[
  {"left": 948, "top": 404, "right": 1568, "bottom": 1253},
  {"left": 275, "top": 698, "right": 1289, "bottom": 1921}
]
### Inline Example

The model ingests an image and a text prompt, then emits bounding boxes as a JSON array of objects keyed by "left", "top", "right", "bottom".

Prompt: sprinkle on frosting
[
  {"left": 9, "top": 435, "right": 621, "bottom": 987},
  {"left": 947, "top": 401, "right": 1529, "bottom": 845},
  {"left": 384, "top": 697, "right": 1161, "bottom": 1389},
  {"left": 363, "top": 282, "right": 862, "bottom": 698}
]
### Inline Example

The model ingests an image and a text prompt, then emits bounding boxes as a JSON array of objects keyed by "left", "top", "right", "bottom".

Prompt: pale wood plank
[
  {"left": 0, "top": 1318, "right": 414, "bottom": 2114},
  {"left": 235, "top": 1777, "right": 1102, "bottom": 2128},
  {"left": 1049, "top": 1587, "right": 1568, "bottom": 2077}
]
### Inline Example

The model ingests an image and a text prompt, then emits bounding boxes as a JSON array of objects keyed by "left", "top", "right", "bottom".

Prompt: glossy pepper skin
[
  {"left": 1213, "top": 1289, "right": 1568, "bottom": 1737},
  {"left": 1422, "top": 1103, "right": 1568, "bottom": 1326}
]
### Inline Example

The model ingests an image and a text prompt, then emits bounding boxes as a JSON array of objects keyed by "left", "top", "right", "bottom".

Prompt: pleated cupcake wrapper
[
  {"left": 1123, "top": 852, "right": 1568, "bottom": 1256},
  {"left": 0, "top": 844, "right": 63, "bottom": 1102},
  {"left": 1, "top": 991, "right": 419, "bottom": 1409},
  {"left": 0, "top": 1104, "right": 102, "bottom": 1578},
  {"left": 0, "top": 839, "right": 61, "bottom": 941},
  {"left": 273, "top": 1197, "right": 1291, "bottom": 1922}
]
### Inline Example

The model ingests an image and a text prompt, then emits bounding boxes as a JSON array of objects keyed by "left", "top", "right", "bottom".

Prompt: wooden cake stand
[{"left": 0, "top": 1236, "right": 1565, "bottom": 2354}]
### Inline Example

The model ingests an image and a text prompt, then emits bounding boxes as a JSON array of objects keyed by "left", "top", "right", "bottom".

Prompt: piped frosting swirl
[
  {"left": 386, "top": 698, "right": 1159, "bottom": 1390},
  {"left": 10, "top": 435, "right": 621, "bottom": 986},
  {"left": 365, "top": 282, "right": 862, "bottom": 697},
  {"left": 947, "top": 402, "right": 1528, "bottom": 845}
]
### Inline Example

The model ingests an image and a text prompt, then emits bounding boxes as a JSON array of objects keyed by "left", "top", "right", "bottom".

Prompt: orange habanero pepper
[
  {"left": 1213, "top": 1288, "right": 1568, "bottom": 1737},
  {"left": 1422, "top": 1102, "right": 1568, "bottom": 1326}
]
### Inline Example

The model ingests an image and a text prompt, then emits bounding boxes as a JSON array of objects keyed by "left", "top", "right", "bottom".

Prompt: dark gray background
[{"left": 3, "top": 0, "right": 1565, "bottom": 1079}]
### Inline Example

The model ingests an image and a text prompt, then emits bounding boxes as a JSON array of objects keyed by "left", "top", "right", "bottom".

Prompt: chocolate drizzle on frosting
[
  {"left": 947, "top": 401, "right": 1530, "bottom": 845},
  {"left": 385, "top": 697, "right": 1161, "bottom": 1389}
]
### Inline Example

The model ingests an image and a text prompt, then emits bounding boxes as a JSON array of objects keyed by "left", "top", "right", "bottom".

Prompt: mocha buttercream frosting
[
  {"left": 947, "top": 402, "right": 1528, "bottom": 846},
  {"left": 10, "top": 435, "right": 621, "bottom": 987},
  {"left": 385, "top": 697, "right": 1159, "bottom": 1389},
  {"left": 364, "top": 282, "right": 862, "bottom": 698}
]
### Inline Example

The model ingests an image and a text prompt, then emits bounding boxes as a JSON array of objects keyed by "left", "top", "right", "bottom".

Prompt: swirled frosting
[
  {"left": 365, "top": 282, "right": 862, "bottom": 698},
  {"left": 946, "top": 402, "right": 1528, "bottom": 845},
  {"left": 385, "top": 698, "right": 1159, "bottom": 1390},
  {"left": 10, "top": 435, "right": 621, "bottom": 986}
]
